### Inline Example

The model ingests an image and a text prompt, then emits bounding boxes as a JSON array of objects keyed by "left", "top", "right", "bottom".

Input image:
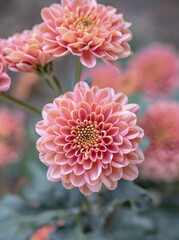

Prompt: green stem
[
  {"left": 0, "top": 92, "right": 41, "bottom": 116},
  {"left": 37, "top": 63, "right": 62, "bottom": 95},
  {"left": 75, "top": 56, "right": 82, "bottom": 84},
  {"left": 45, "top": 74, "right": 61, "bottom": 95}
]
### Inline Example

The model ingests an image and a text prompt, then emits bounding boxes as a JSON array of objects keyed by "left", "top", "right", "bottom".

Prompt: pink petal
[
  {"left": 74, "top": 163, "right": 85, "bottom": 175},
  {"left": 55, "top": 153, "right": 68, "bottom": 165},
  {"left": 80, "top": 51, "right": 96, "bottom": 68},
  {"left": 60, "top": 126, "right": 71, "bottom": 136},
  {"left": 78, "top": 108, "right": 87, "bottom": 121},
  {"left": 55, "top": 117, "right": 68, "bottom": 126},
  {"left": 61, "top": 164, "right": 73, "bottom": 174},
  {"left": 102, "top": 151, "right": 113, "bottom": 164},
  {"left": 123, "top": 104, "right": 140, "bottom": 114},
  {"left": 44, "top": 152, "right": 56, "bottom": 165},
  {"left": 110, "top": 168, "right": 123, "bottom": 181},
  {"left": 47, "top": 165, "right": 61, "bottom": 181},
  {"left": 89, "top": 162, "right": 102, "bottom": 181},
  {"left": 79, "top": 184, "right": 93, "bottom": 196},
  {"left": 70, "top": 173, "right": 85, "bottom": 187},
  {"left": 107, "top": 143, "right": 119, "bottom": 153},
  {"left": 54, "top": 135, "right": 66, "bottom": 146},
  {"left": 122, "top": 164, "right": 139, "bottom": 181}
]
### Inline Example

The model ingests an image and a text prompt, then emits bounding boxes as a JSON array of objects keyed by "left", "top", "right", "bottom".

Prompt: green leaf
[
  {"left": 104, "top": 208, "right": 155, "bottom": 240},
  {"left": 147, "top": 208, "right": 179, "bottom": 240},
  {"left": 85, "top": 231, "right": 111, "bottom": 240},
  {"left": 0, "top": 194, "right": 80, "bottom": 240},
  {"left": 102, "top": 180, "right": 153, "bottom": 212},
  {"left": 50, "top": 223, "right": 86, "bottom": 240}
]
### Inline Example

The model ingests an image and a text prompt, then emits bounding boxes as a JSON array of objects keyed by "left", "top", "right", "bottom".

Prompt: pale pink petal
[{"left": 122, "top": 164, "right": 139, "bottom": 181}]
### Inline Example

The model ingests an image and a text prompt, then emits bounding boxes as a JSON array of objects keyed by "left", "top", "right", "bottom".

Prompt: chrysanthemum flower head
[
  {"left": 0, "top": 108, "right": 25, "bottom": 166},
  {"left": 4, "top": 24, "right": 54, "bottom": 73},
  {"left": 30, "top": 226, "right": 54, "bottom": 240},
  {"left": 40, "top": 0, "right": 132, "bottom": 68},
  {"left": 130, "top": 44, "right": 179, "bottom": 97},
  {"left": 36, "top": 81, "right": 144, "bottom": 195},
  {"left": 0, "top": 39, "right": 11, "bottom": 91},
  {"left": 82, "top": 63, "right": 140, "bottom": 95},
  {"left": 139, "top": 102, "right": 179, "bottom": 182}
]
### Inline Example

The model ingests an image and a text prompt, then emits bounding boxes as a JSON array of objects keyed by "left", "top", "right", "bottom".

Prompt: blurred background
[{"left": 0, "top": 1, "right": 179, "bottom": 240}]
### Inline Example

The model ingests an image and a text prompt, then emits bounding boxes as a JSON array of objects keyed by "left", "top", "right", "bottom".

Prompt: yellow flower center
[
  {"left": 65, "top": 7, "right": 101, "bottom": 36},
  {"left": 71, "top": 120, "right": 102, "bottom": 150}
]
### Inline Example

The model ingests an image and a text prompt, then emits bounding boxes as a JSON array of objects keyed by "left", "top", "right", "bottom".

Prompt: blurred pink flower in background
[
  {"left": 0, "top": 39, "right": 11, "bottom": 91},
  {"left": 0, "top": 108, "right": 25, "bottom": 166},
  {"left": 139, "top": 102, "right": 179, "bottom": 145},
  {"left": 12, "top": 72, "right": 40, "bottom": 101},
  {"left": 4, "top": 25, "right": 54, "bottom": 73},
  {"left": 82, "top": 63, "right": 121, "bottom": 89},
  {"left": 139, "top": 102, "right": 179, "bottom": 181},
  {"left": 82, "top": 63, "right": 140, "bottom": 95},
  {"left": 40, "top": 0, "right": 132, "bottom": 68},
  {"left": 36, "top": 81, "right": 144, "bottom": 195},
  {"left": 130, "top": 44, "right": 179, "bottom": 97},
  {"left": 30, "top": 226, "right": 54, "bottom": 240},
  {"left": 140, "top": 144, "right": 179, "bottom": 182}
]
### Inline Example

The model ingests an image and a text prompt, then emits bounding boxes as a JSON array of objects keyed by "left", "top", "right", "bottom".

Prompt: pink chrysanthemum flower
[
  {"left": 4, "top": 25, "right": 54, "bottom": 73},
  {"left": 130, "top": 44, "right": 179, "bottom": 97},
  {"left": 40, "top": 0, "right": 132, "bottom": 68},
  {"left": 0, "top": 108, "right": 25, "bottom": 166},
  {"left": 139, "top": 102, "right": 179, "bottom": 182},
  {"left": 30, "top": 226, "right": 54, "bottom": 240},
  {"left": 0, "top": 39, "right": 11, "bottom": 91},
  {"left": 36, "top": 81, "right": 144, "bottom": 196},
  {"left": 82, "top": 63, "right": 140, "bottom": 95}
]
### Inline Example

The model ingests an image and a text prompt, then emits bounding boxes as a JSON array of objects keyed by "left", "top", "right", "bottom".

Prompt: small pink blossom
[
  {"left": 36, "top": 81, "right": 144, "bottom": 196},
  {"left": 4, "top": 25, "right": 54, "bottom": 73},
  {"left": 130, "top": 44, "right": 179, "bottom": 97},
  {"left": 40, "top": 0, "right": 132, "bottom": 68},
  {"left": 0, "top": 39, "right": 11, "bottom": 91},
  {"left": 0, "top": 108, "right": 25, "bottom": 166}
]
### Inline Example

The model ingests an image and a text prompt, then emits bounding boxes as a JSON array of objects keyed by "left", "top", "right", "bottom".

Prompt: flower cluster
[
  {"left": 36, "top": 81, "right": 144, "bottom": 195},
  {"left": 139, "top": 102, "right": 179, "bottom": 182},
  {"left": 40, "top": 0, "right": 132, "bottom": 68},
  {"left": 0, "top": 39, "right": 11, "bottom": 92},
  {"left": 0, "top": 0, "right": 132, "bottom": 93},
  {"left": 0, "top": 0, "right": 146, "bottom": 196},
  {"left": 0, "top": 108, "right": 25, "bottom": 166},
  {"left": 130, "top": 44, "right": 179, "bottom": 97},
  {"left": 30, "top": 226, "right": 54, "bottom": 240}
]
